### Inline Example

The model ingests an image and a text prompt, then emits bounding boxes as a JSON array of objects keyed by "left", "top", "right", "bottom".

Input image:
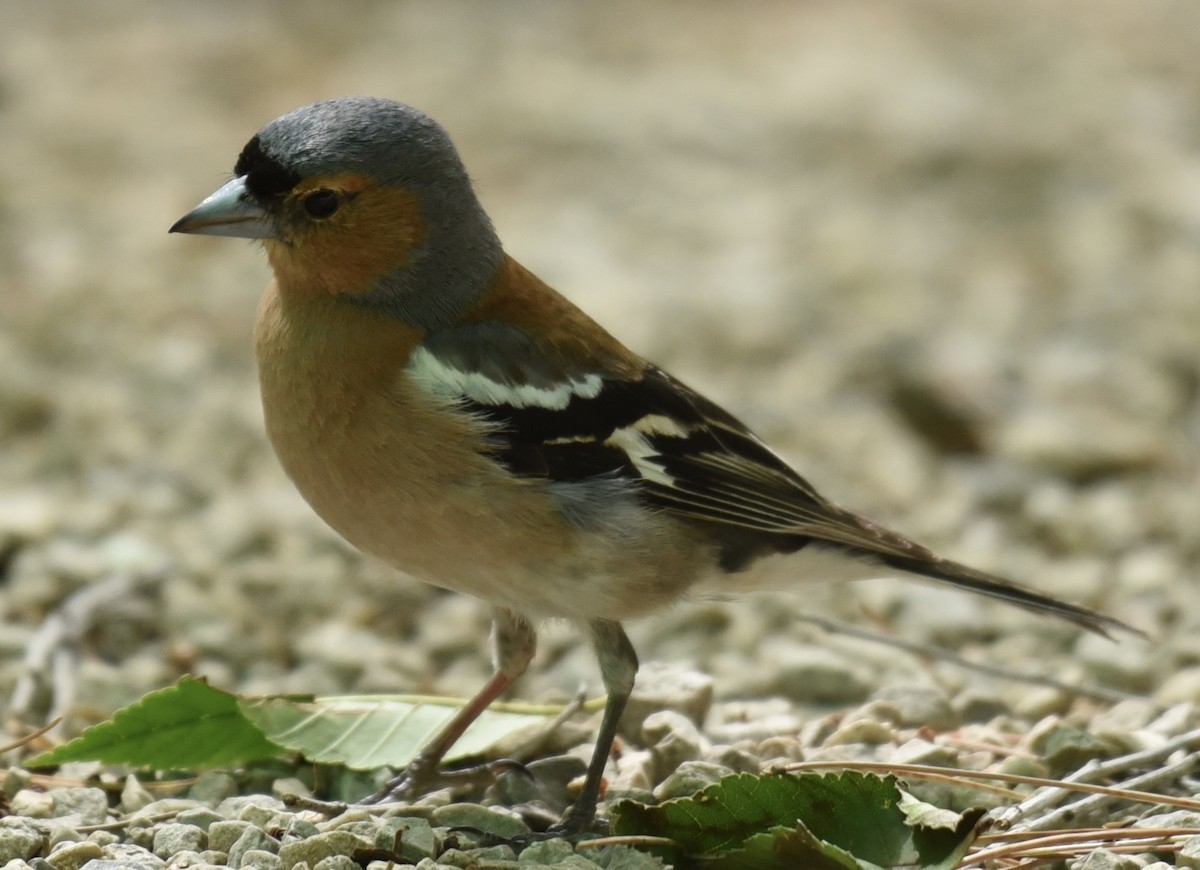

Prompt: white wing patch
[
  {"left": 604, "top": 414, "right": 689, "bottom": 486},
  {"left": 407, "top": 346, "right": 603, "bottom": 410},
  {"left": 629, "top": 414, "right": 690, "bottom": 439}
]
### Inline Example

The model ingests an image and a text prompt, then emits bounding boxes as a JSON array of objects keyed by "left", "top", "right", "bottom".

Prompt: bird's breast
[{"left": 251, "top": 283, "right": 703, "bottom": 619}]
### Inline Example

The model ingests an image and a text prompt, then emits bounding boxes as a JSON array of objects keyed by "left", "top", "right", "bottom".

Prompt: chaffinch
[{"left": 171, "top": 97, "right": 1127, "bottom": 832}]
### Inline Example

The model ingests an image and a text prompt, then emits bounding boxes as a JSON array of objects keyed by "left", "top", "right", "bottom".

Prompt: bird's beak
[{"left": 169, "top": 176, "right": 282, "bottom": 240}]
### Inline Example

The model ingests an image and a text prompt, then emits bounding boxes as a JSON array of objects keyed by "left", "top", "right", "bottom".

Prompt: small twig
[
  {"left": 967, "top": 826, "right": 1191, "bottom": 866},
  {"left": 28, "top": 809, "right": 184, "bottom": 835},
  {"left": 509, "top": 684, "right": 590, "bottom": 763},
  {"left": 8, "top": 571, "right": 163, "bottom": 727},
  {"left": 993, "top": 725, "right": 1200, "bottom": 830},
  {"left": 575, "top": 835, "right": 676, "bottom": 851},
  {"left": 793, "top": 613, "right": 1139, "bottom": 704},
  {"left": 0, "top": 717, "right": 63, "bottom": 753},
  {"left": 938, "top": 733, "right": 1034, "bottom": 761},
  {"left": 787, "top": 759, "right": 1200, "bottom": 814},
  {"left": 787, "top": 760, "right": 1025, "bottom": 801},
  {"left": 281, "top": 793, "right": 352, "bottom": 816},
  {"left": 1008, "top": 751, "right": 1200, "bottom": 833}
]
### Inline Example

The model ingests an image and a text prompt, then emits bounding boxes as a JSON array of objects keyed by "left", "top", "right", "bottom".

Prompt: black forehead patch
[{"left": 234, "top": 134, "right": 302, "bottom": 200}]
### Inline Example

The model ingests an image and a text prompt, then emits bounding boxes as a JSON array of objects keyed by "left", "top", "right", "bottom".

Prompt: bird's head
[{"left": 171, "top": 97, "right": 502, "bottom": 327}]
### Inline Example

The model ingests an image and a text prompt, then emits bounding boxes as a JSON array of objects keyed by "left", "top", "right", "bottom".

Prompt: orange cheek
[{"left": 267, "top": 186, "right": 427, "bottom": 297}]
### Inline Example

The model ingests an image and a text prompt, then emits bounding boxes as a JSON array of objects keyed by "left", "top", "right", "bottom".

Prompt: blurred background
[{"left": 2, "top": 1, "right": 1198, "bottom": 731}]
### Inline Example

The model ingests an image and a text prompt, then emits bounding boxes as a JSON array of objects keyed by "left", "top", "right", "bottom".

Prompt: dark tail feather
[{"left": 877, "top": 552, "right": 1140, "bottom": 639}]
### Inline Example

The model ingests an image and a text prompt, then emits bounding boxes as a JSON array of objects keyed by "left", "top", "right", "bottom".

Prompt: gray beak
[{"left": 169, "top": 176, "right": 281, "bottom": 239}]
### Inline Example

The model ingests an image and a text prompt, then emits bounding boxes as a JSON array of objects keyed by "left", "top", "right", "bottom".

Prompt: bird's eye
[{"left": 301, "top": 189, "right": 341, "bottom": 219}]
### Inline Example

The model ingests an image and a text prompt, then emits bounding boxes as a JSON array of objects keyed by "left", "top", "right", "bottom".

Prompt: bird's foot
[{"left": 358, "top": 756, "right": 518, "bottom": 806}]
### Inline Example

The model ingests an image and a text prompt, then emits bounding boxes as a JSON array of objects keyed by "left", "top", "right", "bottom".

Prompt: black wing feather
[{"left": 426, "top": 338, "right": 1131, "bottom": 637}]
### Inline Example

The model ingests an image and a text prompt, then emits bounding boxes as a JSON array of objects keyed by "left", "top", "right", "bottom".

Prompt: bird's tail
[
  {"left": 803, "top": 504, "right": 1141, "bottom": 639},
  {"left": 873, "top": 550, "right": 1138, "bottom": 639}
]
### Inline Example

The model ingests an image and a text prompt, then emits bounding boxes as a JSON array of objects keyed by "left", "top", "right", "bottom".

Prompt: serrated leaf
[
  {"left": 898, "top": 788, "right": 968, "bottom": 830},
  {"left": 710, "top": 824, "right": 865, "bottom": 870},
  {"left": 27, "top": 676, "right": 286, "bottom": 769},
  {"left": 909, "top": 805, "right": 987, "bottom": 870},
  {"left": 240, "top": 694, "right": 551, "bottom": 770},
  {"left": 612, "top": 771, "right": 983, "bottom": 870}
]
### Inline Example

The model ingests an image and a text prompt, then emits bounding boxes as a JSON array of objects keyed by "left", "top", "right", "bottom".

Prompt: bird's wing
[
  {"left": 411, "top": 321, "right": 831, "bottom": 526},
  {"left": 409, "top": 322, "right": 1130, "bottom": 636}
]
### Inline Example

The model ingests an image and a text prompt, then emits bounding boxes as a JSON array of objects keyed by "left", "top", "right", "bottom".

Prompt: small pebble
[
  {"left": 44, "top": 841, "right": 102, "bottom": 870},
  {"left": 238, "top": 850, "right": 284, "bottom": 870},
  {"left": 0, "top": 818, "right": 45, "bottom": 862},
  {"left": 652, "top": 760, "right": 732, "bottom": 801},
  {"left": 276, "top": 831, "right": 374, "bottom": 869},
  {"left": 429, "top": 804, "right": 528, "bottom": 840},
  {"left": 621, "top": 662, "right": 715, "bottom": 739},
  {"left": 152, "top": 824, "right": 206, "bottom": 859},
  {"left": 1069, "top": 847, "right": 1145, "bottom": 870},
  {"left": 227, "top": 827, "right": 280, "bottom": 866}
]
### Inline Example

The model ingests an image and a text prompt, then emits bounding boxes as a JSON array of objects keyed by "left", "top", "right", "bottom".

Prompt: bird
[{"left": 171, "top": 96, "right": 1129, "bottom": 833}]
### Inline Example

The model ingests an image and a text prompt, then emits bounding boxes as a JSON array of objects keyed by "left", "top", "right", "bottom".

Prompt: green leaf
[
  {"left": 27, "top": 676, "right": 286, "bottom": 769},
  {"left": 712, "top": 824, "right": 864, "bottom": 870},
  {"left": 611, "top": 771, "right": 983, "bottom": 870},
  {"left": 240, "top": 694, "right": 552, "bottom": 770}
]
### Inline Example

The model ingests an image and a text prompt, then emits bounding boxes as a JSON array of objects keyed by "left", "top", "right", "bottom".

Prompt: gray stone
[
  {"left": 47, "top": 827, "right": 83, "bottom": 848},
  {"left": 1179, "top": 836, "right": 1200, "bottom": 870},
  {"left": 10, "top": 790, "right": 55, "bottom": 819},
  {"left": 236, "top": 850, "right": 283, "bottom": 870},
  {"left": 3, "top": 768, "right": 34, "bottom": 797},
  {"left": 213, "top": 796, "right": 284, "bottom": 820},
  {"left": 312, "top": 857, "right": 360, "bottom": 870},
  {"left": 822, "top": 717, "right": 898, "bottom": 747},
  {"left": 378, "top": 817, "right": 436, "bottom": 863},
  {"left": 151, "top": 824, "right": 205, "bottom": 859},
  {"left": 1074, "top": 631, "right": 1154, "bottom": 693},
  {"left": 758, "top": 643, "right": 871, "bottom": 704},
  {"left": 206, "top": 821, "right": 254, "bottom": 855},
  {"left": 1070, "top": 847, "right": 1143, "bottom": 870},
  {"left": 706, "top": 745, "right": 763, "bottom": 774},
  {"left": 643, "top": 710, "right": 707, "bottom": 780},
  {"left": 276, "top": 832, "right": 372, "bottom": 869},
  {"left": 132, "top": 801, "right": 206, "bottom": 820},
  {"left": 172, "top": 810, "right": 223, "bottom": 833},
  {"left": 429, "top": 803, "right": 529, "bottom": 839},
  {"left": 186, "top": 772, "right": 238, "bottom": 806},
  {"left": 467, "top": 844, "right": 517, "bottom": 861},
  {"left": 235, "top": 802, "right": 285, "bottom": 828},
  {"left": 537, "top": 754, "right": 591, "bottom": 798},
  {"left": 869, "top": 684, "right": 958, "bottom": 729},
  {"left": 621, "top": 663, "right": 715, "bottom": 739},
  {"left": 435, "top": 849, "right": 514, "bottom": 869},
  {"left": 653, "top": 760, "right": 732, "bottom": 801},
  {"left": 119, "top": 777, "right": 155, "bottom": 815},
  {"left": 96, "top": 842, "right": 165, "bottom": 868},
  {"left": 227, "top": 828, "right": 280, "bottom": 868},
  {"left": 154, "top": 851, "right": 203, "bottom": 868},
  {"left": 0, "top": 818, "right": 44, "bottom": 862},
  {"left": 45, "top": 841, "right": 103, "bottom": 870},
  {"left": 269, "top": 778, "right": 311, "bottom": 801},
  {"left": 1136, "top": 811, "right": 1200, "bottom": 830},
  {"left": 124, "top": 820, "right": 156, "bottom": 852}
]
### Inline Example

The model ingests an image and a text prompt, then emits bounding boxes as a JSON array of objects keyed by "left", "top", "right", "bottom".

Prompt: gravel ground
[{"left": 2, "top": 2, "right": 1199, "bottom": 867}]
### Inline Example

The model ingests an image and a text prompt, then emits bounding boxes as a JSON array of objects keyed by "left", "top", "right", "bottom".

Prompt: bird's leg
[
  {"left": 553, "top": 619, "right": 638, "bottom": 834},
  {"left": 360, "top": 607, "right": 536, "bottom": 804}
]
